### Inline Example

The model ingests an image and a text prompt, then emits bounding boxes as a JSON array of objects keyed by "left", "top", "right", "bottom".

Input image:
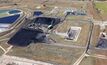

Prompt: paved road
[
  {"left": 0, "top": 46, "right": 6, "bottom": 53},
  {"left": 72, "top": 1, "right": 94, "bottom": 65},
  {"left": 73, "top": 52, "right": 86, "bottom": 65},
  {"left": 3, "top": 45, "right": 13, "bottom": 55}
]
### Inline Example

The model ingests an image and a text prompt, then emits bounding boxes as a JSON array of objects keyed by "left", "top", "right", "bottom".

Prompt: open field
[
  {"left": 0, "top": 48, "right": 4, "bottom": 56},
  {"left": 87, "top": 1, "right": 99, "bottom": 20},
  {"left": 0, "top": 0, "right": 86, "bottom": 12},
  {"left": 95, "top": 2, "right": 107, "bottom": 20},
  {"left": 95, "top": 58, "right": 107, "bottom": 65},
  {"left": 79, "top": 57, "right": 95, "bottom": 65},
  {"left": 87, "top": 1, "right": 107, "bottom": 20},
  {"left": 80, "top": 56, "right": 107, "bottom": 65},
  {"left": 19, "top": 0, "right": 86, "bottom": 8},
  {"left": 50, "top": 18, "right": 90, "bottom": 46},
  {"left": 91, "top": 25, "right": 100, "bottom": 46},
  {"left": 7, "top": 44, "right": 84, "bottom": 65},
  {"left": 89, "top": 48, "right": 107, "bottom": 56},
  {"left": 95, "top": 2, "right": 107, "bottom": 15},
  {"left": 44, "top": 1, "right": 86, "bottom": 9}
]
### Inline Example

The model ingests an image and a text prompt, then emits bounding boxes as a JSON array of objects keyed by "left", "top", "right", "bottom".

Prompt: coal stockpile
[
  {"left": 8, "top": 17, "right": 60, "bottom": 47},
  {"left": 33, "top": 11, "right": 43, "bottom": 16},
  {"left": 34, "top": 17, "right": 60, "bottom": 27},
  {"left": 8, "top": 28, "right": 48, "bottom": 47},
  {"left": 96, "top": 38, "right": 107, "bottom": 48}
]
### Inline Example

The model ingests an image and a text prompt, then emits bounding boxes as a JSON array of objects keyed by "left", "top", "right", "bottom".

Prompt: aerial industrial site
[{"left": 0, "top": 0, "right": 107, "bottom": 65}]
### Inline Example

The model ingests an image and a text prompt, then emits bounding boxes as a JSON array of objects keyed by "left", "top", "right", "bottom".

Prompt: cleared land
[
  {"left": 79, "top": 57, "right": 95, "bottom": 65},
  {"left": 7, "top": 44, "right": 84, "bottom": 65},
  {"left": 91, "top": 25, "right": 100, "bottom": 47},
  {"left": 95, "top": 58, "right": 107, "bottom": 65},
  {"left": 50, "top": 18, "right": 90, "bottom": 46},
  {"left": 80, "top": 57, "right": 107, "bottom": 65},
  {"left": 0, "top": 48, "right": 4, "bottom": 56},
  {"left": 87, "top": 1, "right": 100, "bottom": 20},
  {"left": 89, "top": 48, "right": 107, "bottom": 56}
]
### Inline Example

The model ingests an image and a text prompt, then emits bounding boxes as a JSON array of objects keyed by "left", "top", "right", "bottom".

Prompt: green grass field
[{"left": 95, "top": 2, "right": 107, "bottom": 14}]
